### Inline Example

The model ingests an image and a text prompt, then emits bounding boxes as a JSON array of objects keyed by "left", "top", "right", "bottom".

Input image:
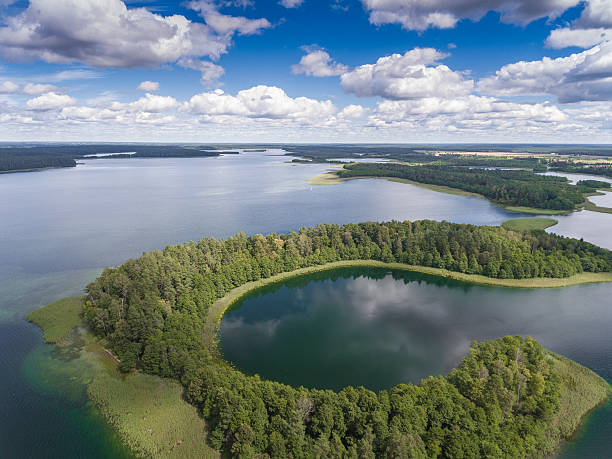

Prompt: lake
[{"left": 1, "top": 150, "right": 611, "bottom": 457}]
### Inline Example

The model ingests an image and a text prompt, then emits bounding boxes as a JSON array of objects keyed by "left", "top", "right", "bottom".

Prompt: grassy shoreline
[
  {"left": 545, "top": 353, "right": 611, "bottom": 452},
  {"left": 584, "top": 198, "right": 612, "bottom": 214},
  {"left": 501, "top": 217, "right": 558, "bottom": 231},
  {"left": 28, "top": 297, "right": 218, "bottom": 459},
  {"left": 27, "top": 296, "right": 86, "bottom": 344}
]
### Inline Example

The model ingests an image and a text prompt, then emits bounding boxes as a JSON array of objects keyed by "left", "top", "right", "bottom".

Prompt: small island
[{"left": 29, "top": 220, "right": 612, "bottom": 458}]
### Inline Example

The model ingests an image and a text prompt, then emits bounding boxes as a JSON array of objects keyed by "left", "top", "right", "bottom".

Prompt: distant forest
[
  {"left": 283, "top": 144, "right": 612, "bottom": 160},
  {"left": 0, "top": 144, "right": 235, "bottom": 172},
  {"left": 3, "top": 143, "right": 612, "bottom": 175}
]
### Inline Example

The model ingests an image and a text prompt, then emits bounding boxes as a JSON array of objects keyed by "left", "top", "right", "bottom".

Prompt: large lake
[{"left": 1, "top": 150, "right": 611, "bottom": 457}]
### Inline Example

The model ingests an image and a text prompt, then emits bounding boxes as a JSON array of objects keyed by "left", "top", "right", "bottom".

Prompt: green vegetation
[
  {"left": 339, "top": 163, "right": 586, "bottom": 211},
  {"left": 583, "top": 200, "right": 612, "bottom": 214},
  {"left": 577, "top": 180, "right": 611, "bottom": 189},
  {"left": 0, "top": 154, "right": 76, "bottom": 173},
  {"left": 89, "top": 372, "right": 219, "bottom": 459},
  {"left": 180, "top": 335, "right": 607, "bottom": 458},
  {"left": 550, "top": 161, "right": 612, "bottom": 178},
  {"left": 502, "top": 206, "right": 569, "bottom": 215},
  {"left": 29, "top": 295, "right": 217, "bottom": 459},
  {"left": 501, "top": 218, "right": 558, "bottom": 232},
  {"left": 544, "top": 354, "right": 610, "bottom": 446},
  {"left": 75, "top": 220, "right": 612, "bottom": 457},
  {"left": 0, "top": 144, "right": 234, "bottom": 173},
  {"left": 27, "top": 296, "right": 85, "bottom": 344}
]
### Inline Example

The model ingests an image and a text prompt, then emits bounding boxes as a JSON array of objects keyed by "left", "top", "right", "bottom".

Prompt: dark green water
[
  {"left": 221, "top": 267, "right": 612, "bottom": 457},
  {"left": 1, "top": 151, "right": 611, "bottom": 457}
]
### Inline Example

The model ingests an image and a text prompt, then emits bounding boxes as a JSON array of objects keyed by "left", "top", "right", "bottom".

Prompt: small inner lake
[{"left": 220, "top": 266, "right": 612, "bottom": 392}]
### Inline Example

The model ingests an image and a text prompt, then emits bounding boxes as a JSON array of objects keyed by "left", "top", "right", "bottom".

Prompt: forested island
[
  {"left": 336, "top": 163, "right": 608, "bottom": 213},
  {"left": 27, "top": 220, "right": 610, "bottom": 457}
]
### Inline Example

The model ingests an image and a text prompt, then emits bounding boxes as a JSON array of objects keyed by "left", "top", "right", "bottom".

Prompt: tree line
[
  {"left": 339, "top": 163, "right": 586, "bottom": 211},
  {"left": 0, "top": 153, "right": 76, "bottom": 172},
  {"left": 0, "top": 144, "right": 232, "bottom": 172},
  {"left": 82, "top": 220, "right": 612, "bottom": 457}
]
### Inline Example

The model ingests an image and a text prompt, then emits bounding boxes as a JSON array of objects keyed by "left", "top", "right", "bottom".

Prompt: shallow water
[{"left": 1, "top": 151, "right": 611, "bottom": 457}]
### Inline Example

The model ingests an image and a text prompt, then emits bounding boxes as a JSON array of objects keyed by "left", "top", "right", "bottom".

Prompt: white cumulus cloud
[
  {"left": 292, "top": 47, "right": 348, "bottom": 77},
  {"left": 183, "top": 85, "right": 336, "bottom": 120},
  {"left": 339, "top": 104, "right": 368, "bottom": 118},
  {"left": 0, "top": 80, "right": 19, "bottom": 93},
  {"left": 341, "top": 48, "right": 473, "bottom": 99},
  {"left": 112, "top": 93, "right": 179, "bottom": 113},
  {"left": 0, "top": 0, "right": 270, "bottom": 68},
  {"left": 478, "top": 42, "right": 612, "bottom": 102},
  {"left": 546, "top": 0, "right": 612, "bottom": 48},
  {"left": 178, "top": 58, "right": 225, "bottom": 86},
  {"left": 186, "top": 0, "right": 271, "bottom": 36},
  {"left": 360, "top": 0, "right": 580, "bottom": 31},
  {"left": 137, "top": 81, "right": 160, "bottom": 91},
  {"left": 26, "top": 92, "right": 76, "bottom": 110}
]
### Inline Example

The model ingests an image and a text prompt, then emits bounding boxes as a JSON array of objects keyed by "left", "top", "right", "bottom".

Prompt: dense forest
[
  {"left": 82, "top": 220, "right": 612, "bottom": 457},
  {"left": 283, "top": 144, "right": 612, "bottom": 160},
  {"left": 291, "top": 150, "right": 548, "bottom": 171},
  {"left": 0, "top": 153, "right": 76, "bottom": 172},
  {"left": 0, "top": 144, "right": 233, "bottom": 172},
  {"left": 339, "top": 163, "right": 586, "bottom": 211},
  {"left": 577, "top": 180, "right": 611, "bottom": 189}
]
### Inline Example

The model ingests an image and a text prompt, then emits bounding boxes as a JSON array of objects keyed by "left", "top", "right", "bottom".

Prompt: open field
[{"left": 501, "top": 217, "right": 558, "bottom": 231}]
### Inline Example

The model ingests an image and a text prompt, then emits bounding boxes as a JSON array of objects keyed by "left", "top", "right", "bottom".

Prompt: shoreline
[{"left": 27, "top": 300, "right": 219, "bottom": 459}]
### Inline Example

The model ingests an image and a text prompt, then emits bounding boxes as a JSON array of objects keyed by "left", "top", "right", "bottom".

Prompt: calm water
[
  {"left": 1, "top": 151, "right": 611, "bottom": 457},
  {"left": 221, "top": 267, "right": 612, "bottom": 457}
]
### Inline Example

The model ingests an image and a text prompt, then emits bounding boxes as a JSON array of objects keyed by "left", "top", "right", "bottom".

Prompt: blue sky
[{"left": 0, "top": 0, "right": 610, "bottom": 142}]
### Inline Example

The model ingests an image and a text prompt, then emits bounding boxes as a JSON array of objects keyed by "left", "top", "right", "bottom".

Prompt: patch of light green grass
[
  {"left": 88, "top": 371, "right": 218, "bottom": 459},
  {"left": 27, "top": 296, "right": 85, "bottom": 344},
  {"left": 501, "top": 217, "right": 558, "bottom": 232},
  {"left": 544, "top": 353, "right": 611, "bottom": 452}
]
